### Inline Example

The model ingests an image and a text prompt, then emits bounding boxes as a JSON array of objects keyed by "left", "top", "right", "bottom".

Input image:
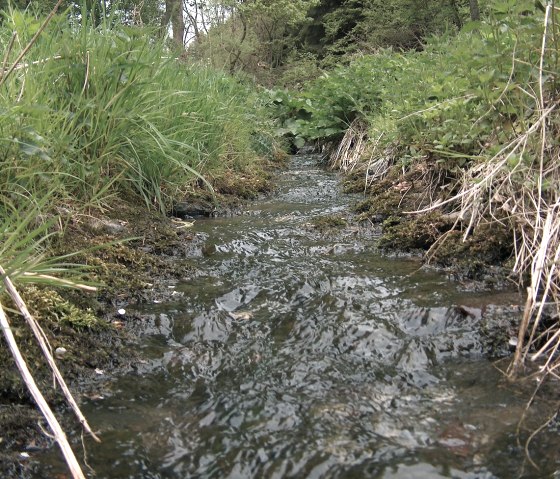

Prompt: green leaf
[
  {"left": 478, "top": 69, "right": 496, "bottom": 84},
  {"left": 15, "top": 139, "right": 51, "bottom": 162}
]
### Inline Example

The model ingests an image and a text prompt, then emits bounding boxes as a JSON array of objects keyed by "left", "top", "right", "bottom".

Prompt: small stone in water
[
  {"left": 54, "top": 347, "right": 67, "bottom": 359},
  {"left": 89, "top": 394, "right": 104, "bottom": 400},
  {"left": 229, "top": 311, "right": 253, "bottom": 320}
]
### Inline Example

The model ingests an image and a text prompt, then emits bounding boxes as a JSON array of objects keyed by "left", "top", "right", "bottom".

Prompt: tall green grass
[
  {"left": 0, "top": 6, "right": 271, "bottom": 215},
  {"left": 0, "top": 4, "right": 276, "bottom": 298}
]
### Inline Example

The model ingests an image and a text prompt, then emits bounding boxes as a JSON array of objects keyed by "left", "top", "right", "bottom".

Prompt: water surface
[{"left": 37, "top": 155, "right": 559, "bottom": 478}]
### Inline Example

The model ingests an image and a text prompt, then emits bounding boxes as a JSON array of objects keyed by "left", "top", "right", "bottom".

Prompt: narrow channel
[{"left": 37, "top": 155, "right": 557, "bottom": 478}]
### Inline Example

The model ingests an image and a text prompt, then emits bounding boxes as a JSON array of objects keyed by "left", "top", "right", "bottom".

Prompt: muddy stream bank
[{"left": 27, "top": 155, "right": 560, "bottom": 477}]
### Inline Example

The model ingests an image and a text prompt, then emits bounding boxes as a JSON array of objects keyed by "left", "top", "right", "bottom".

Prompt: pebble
[
  {"left": 54, "top": 347, "right": 67, "bottom": 359},
  {"left": 229, "top": 311, "right": 253, "bottom": 320}
]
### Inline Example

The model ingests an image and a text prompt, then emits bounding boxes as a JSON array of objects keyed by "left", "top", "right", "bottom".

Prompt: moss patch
[
  {"left": 0, "top": 285, "right": 128, "bottom": 405},
  {"left": 350, "top": 163, "right": 515, "bottom": 281},
  {"left": 310, "top": 215, "right": 348, "bottom": 231},
  {"left": 427, "top": 223, "right": 514, "bottom": 281},
  {"left": 20, "top": 286, "right": 102, "bottom": 329},
  {"left": 211, "top": 169, "right": 273, "bottom": 200},
  {"left": 377, "top": 213, "right": 454, "bottom": 251}
]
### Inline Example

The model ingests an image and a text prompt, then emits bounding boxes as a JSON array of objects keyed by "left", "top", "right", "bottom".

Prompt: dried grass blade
[
  {"left": 0, "top": 300, "right": 86, "bottom": 479},
  {"left": 0, "top": 265, "right": 101, "bottom": 443}
]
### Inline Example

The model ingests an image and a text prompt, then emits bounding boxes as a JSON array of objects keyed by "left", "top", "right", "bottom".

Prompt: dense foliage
[
  {"left": 186, "top": 0, "right": 480, "bottom": 85},
  {"left": 0, "top": 6, "right": 274, "bottom": 215},
  {"left": 297, "top": 0, "right": 477, "bottom": 56},
  {"left": 273, "top": 0, "right": 552, "bottom": 170},
  {"left": 270, "top": 62, "right": 381, "bottom": 146}
]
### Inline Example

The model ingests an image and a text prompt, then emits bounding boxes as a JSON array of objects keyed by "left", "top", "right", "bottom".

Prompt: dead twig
[
  {"left": 0, "top": 55, "right": 64, "bottom": 79},
  {"left": 509, "top": 288, "right": 534, "bottom": 377},
  {"left": 1, "top": 32, "right": 17, "bottom": 75}
]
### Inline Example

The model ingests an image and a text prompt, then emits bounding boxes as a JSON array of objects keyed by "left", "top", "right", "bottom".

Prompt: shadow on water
[{"left": 36, "top": 156, "right": 559, "bottom": 478}]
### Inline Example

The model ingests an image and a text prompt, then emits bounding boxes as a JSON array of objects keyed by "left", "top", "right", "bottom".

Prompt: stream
[{"left": 36, "top": 155, "right": 559, "bottom": 478}]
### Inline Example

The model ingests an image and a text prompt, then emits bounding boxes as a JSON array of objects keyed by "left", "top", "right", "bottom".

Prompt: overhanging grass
[{"left": 0, "top": 6, "right": 273, "bottom": 214}]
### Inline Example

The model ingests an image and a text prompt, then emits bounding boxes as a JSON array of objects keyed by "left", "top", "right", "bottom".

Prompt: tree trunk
[
  {"left": 173, "top": 0, "right": 185, "bottom": 48},
  {"left": 229, "top": 12, "right": 247, "bottom": 74},
  {"left": 162, "top": 0, "right": 185, "bottom": 49},
  {"left": 469, "top": 0, "right": 480, "bottom": 21}
]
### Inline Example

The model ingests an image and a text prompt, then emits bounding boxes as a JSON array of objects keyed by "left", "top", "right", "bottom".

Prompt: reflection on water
[{"left": 35, "top": 156, "right": 558, "bottom": 478}]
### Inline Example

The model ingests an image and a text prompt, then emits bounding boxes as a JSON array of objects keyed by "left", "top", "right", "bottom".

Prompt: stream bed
[{"left": 37, "top": 155, "right": 559, "bottom": 478}]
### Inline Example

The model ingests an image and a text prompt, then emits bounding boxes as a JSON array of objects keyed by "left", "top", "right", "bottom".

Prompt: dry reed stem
[
  {"left": 22, "top": 272, "right": 97, "bottom": 292},
  {"left": 329, "top": 119, "right": 369, "bottom": 172},
  {"left": 510, "top": 288, "right": 534, "bottom": 375},
  {"left": 0, "top": 301, "right": 86, "bottom": 479},
  {"left": 0, "top": 266, "right": 101, "bottom": 443},
  {"left": 364, "top": 134, "right": 394, "bottom": 193},
  {"left": 398, "top": 94, "right": 476, "bottom": 122},
  {"left": 81, "top": 51, "right": 90, "bottom": 96}
]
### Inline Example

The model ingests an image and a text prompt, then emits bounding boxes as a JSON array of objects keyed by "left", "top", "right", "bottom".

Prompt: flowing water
[{"left": 36, "top": 155, "right": 559, "bottom": 478}]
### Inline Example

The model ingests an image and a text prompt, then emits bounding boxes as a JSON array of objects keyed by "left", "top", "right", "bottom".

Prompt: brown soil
[{"left": 348, "top": 162, "right": 515, "bottom": 286}]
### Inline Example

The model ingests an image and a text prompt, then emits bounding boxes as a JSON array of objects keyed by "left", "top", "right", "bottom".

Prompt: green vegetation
[
  {"left": 0, "top": 2, "right": 279, "bottom": 312},
  {"left": 185, "top": 0, "right": 478, "bottom": 85},
  {"left": 272, "top": 1, "right": 549, "bottom": 161},
  {"left": 0, "top": 4, "right": 280, "bottom": 472},
  {"left": 189, "top": 0, "right": 319, "bottom": 77},
  {"left": 297, "top": 0, "right": 476, "bottom": 57},
  {"left": 269, "top": 61, "right": 382, "bottom": 146},
  {"left": 0, "top": 7, "right": 275, "bottom": 215}
]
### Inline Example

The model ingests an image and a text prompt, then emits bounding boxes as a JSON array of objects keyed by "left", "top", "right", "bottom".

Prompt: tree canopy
[{"left": 1, "top": 0, "right": 480, "bottom": 81}]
